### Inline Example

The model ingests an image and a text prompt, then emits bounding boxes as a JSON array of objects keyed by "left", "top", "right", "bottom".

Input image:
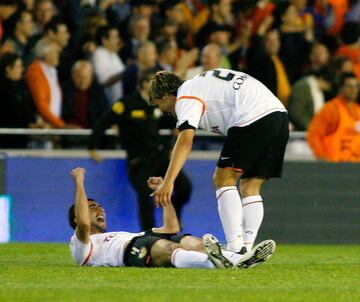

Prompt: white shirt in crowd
[
  {"left": 306, "top": 75, "right": 325, "bottom": 114},
  {"left": 176, "top": 68, "right": 287, "bottom": 135},
  {"left": 39, "top": 61, "right": 62, "bottom": 118},
  {"left": 92, "top": 46, "right": 125, "bottom": 104},
  {"left": 70, "top": 231, "right": 144, "bottom": 267}
]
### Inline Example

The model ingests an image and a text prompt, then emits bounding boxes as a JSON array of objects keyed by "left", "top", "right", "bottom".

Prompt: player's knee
[
  {"left": 180, "top": 237, "right": 205, "bottom": 252},
  {"left": 239, "top": 179, "right": 263, "bottom": 197},
  {"left": 212, "top": 172, "right": 237, "bottom": 189}
]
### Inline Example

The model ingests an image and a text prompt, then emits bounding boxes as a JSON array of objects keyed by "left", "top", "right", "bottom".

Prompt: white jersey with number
[
  {"left": 69, "top": 231, "right": 144, "bottom": 267},
  {"left": 175, "top": 69, "right": 287, "bottom": 135}
]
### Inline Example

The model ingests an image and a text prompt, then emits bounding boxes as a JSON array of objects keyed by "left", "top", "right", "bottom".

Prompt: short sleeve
[
  {"left": 175, "top": 97, "right": 204, "bottom": 129},
  {"left": 69, "top": 234, "right": 93, "bottom": 266}
]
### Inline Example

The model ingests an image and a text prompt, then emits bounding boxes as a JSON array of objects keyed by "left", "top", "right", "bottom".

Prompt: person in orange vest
[{"left": 307, "top": 73, "right": 360, "bottom": 162}]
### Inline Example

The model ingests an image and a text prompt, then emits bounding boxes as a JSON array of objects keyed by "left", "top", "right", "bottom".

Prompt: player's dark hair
[
  {"left": 338, "top": 72, "right": 357, "bottom": 87},
  {"left": 149, "top": 71, "right": 184, "bottom": 102},
  {"left": 68, "top": 198, "right": 95, "bottom": 230}
]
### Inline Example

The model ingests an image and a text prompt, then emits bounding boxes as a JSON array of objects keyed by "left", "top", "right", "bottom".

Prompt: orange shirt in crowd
[
  {"left": 327, "top": 0, "right": 348, "bottom": 35},
  {"left": 336, "top": 45, "right": 360, "bottom": 79},
  {"left": 307, "top": 96, "right": 360, "bottom": 162},
  {"left": 25, "top": 60, "right": 65, "bottom": 128}
]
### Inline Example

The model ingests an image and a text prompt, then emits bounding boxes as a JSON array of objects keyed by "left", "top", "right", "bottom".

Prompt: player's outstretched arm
[
  {"left": 148, "top": 177, "right": 180, "bottom": 234},
  {"left": 71, "top": 167, "right": 90, "bottom": 244},
  {"left": 153, "top": 129, "right": 195, "bottom": 207}
]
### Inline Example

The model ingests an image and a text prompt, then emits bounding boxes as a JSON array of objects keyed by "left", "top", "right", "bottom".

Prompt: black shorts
[
  {"left": 217, "top": 111, "right": 289, "bottom": 179},
  {"left": 123, "top": 230, "right": 191, "bottom": 268}
]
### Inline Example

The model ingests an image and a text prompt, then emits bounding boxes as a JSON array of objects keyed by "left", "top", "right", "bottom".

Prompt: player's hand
[
  {"left": 89, "top": 150, "right": 102, "bottom": 163},
  {"left": 147, "top": 177, "right": 164, "bottom": 190},
  {"left": 151, "top": 181, "right": 174, "bottom": 207},
  {"left": 71, "top": 167, "right": 86, "bottom": 183}
]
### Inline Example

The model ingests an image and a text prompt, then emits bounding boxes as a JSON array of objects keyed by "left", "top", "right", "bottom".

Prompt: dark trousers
[{"left": 127, "top": 151, "right": 192, "bottom": 230}]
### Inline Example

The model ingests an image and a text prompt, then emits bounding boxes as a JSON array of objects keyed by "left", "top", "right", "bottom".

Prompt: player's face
[
  {"left": 152, "top": 95, "right": 176, "bottom": 115},
  {"left": 88, "top": 201, "right": 106, "bottom": 231}
]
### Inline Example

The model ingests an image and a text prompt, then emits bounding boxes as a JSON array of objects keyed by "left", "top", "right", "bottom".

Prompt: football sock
[
  {"left": 171, "top": 248, "right": 215, "bottom": 268},
  {"left": 216, "top": 186, "right": 244, "bottom": 252},
  {"left": 242, "top": 195, "right": 264, "bottom": 252}
]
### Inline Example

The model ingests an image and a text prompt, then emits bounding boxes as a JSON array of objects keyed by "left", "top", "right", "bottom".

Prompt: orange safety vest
[{"left": 322, "top": 99, "right": 360, "bottom": 162}]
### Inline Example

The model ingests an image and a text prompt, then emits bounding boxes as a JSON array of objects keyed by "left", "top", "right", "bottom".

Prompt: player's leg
[
  {"left": 150, "top": 239, "right": 215, "bottom": 269},
  {"left": 212, "top": 166, "right": 245, "bottom": 253},
  {"left": 178, "top": 235, "right": 206, "bottom": 252},
  {"left": 202, "top": 234, "right": 276, "bottom": 269},
  {"left": 238, "top": 112, "right": 289, "bottom": 251},
  {"left": 239, "top": 177, "right": 265, "bottom": 252},
  {"left": 128, "top": 163, "right": 155, "bottom": 230}
]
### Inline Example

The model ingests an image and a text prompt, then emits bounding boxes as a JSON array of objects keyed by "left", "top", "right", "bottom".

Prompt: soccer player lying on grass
[{"left": 69, "top": 167, "right": 275, "bottom": 269}]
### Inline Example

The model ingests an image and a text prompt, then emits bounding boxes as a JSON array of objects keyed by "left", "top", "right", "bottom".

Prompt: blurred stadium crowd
[{"left": 0, "top": 0, "right": 359, "bottom": 159}]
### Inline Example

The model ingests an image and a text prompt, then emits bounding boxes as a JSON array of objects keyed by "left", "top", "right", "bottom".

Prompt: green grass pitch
[{"left": 1, "top": 243, "right": 359, "bottom": 302}]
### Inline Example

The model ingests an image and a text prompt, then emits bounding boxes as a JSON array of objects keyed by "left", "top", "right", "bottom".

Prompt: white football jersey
[
  {"left": 175, "top": 69, "right": 287, "bottom": 135},
  {"left": 69, "top": 231, "right": 144, "bottom": 267}
]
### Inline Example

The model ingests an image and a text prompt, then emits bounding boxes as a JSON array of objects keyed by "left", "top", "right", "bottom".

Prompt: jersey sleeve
[
  {"left": 69, "top": 234, "right": 93, "bottom": 266},
  {"left": 175, "top": 79, "right": 206, "bottom": 130},
  {"left": 175, "top": 98, "right": 204, "bottom": 129}
]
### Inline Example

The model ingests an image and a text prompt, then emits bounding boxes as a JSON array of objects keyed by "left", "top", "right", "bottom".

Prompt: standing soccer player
[{"left": 149, "top": 69, "right": 289, "bottom": 254}]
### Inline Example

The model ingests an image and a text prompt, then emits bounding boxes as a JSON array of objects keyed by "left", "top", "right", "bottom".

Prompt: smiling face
[{"left": 88, "top": 200, "right": 107, "bottom": 233}]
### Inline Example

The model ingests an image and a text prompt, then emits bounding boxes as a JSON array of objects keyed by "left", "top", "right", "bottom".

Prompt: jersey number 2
[{"left": 200, "top": 70, "right": 235, "bottom": 81}]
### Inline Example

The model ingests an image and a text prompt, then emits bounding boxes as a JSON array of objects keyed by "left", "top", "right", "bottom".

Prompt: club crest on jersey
[{"left": 138, "top": 247, "right": 148, "bottom": 259}]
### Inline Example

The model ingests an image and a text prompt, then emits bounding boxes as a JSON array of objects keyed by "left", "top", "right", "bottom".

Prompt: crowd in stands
[{"left": 0, "top": 0, "right": 359, "bottom": 160}]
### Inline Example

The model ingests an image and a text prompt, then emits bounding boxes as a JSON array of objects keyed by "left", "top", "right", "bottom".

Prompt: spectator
[
  {"left": 25, "top": 38, "right": 65, "bottom": 128},
  {"left": 307, "top": 73, "right": 360, "bottom": 162},
  {"left": 303, "top": 42, "right": 330, "bottom": 76},
  {"left": 120, "top": 14, "right": 150, "bottom": 63},
  {"left": 76, "top": 12, "right": 108, "bottom": 60},
  {"left": 0, "top": 0, "right": 19, "bottom": 53},
  {"left": 43, "top": 17, "right": 72, "bottom": 82},
  {"left": 247, "top": 17, "right": 292, "bottom": 106},
  {"left": 157, "top": 38, "right": 177, "bottom": 71},
  {"left": 157, "top": 38, "right": 198, "bottom": 78},
  {"left": 3, "top": 10, "right": 34, "bottom": 65},
  {"left": 43, "top": 17, "right": 70, "bottom": 51},
  {"left": 288, "top": 66, "right": 334, "bottom": 131},
  {"left": 92, "top": 25, "right": 125, "bottom": 105},
  {"left": 0, "top": 52, "right": 35, "bottom": 148},
  {"left": 196, "top": 0, "right": 234, "bottom": 48},
  {"left": 275, "top": 1, "right": 314, "bottom": 82},
  {"left": 336, "top": 21, "right": 360, "bottom": 79},
  {"left": 122, "top": 40, "right": 158, "bottom": 96},
  {"left": 61, "top": 60, "right": 108, "bottom": 129},
  {"left": 185, "top": 43, "right": 222, "bottom": 79},
  {"left": 34, "top": 0, "right": 55, "bottom": 34},
  {"left": 161, "top": 0, "right": 193, "bottom": 50},
  {"left": 331, "top": 56, "right": 354, "bottom": 82}
]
